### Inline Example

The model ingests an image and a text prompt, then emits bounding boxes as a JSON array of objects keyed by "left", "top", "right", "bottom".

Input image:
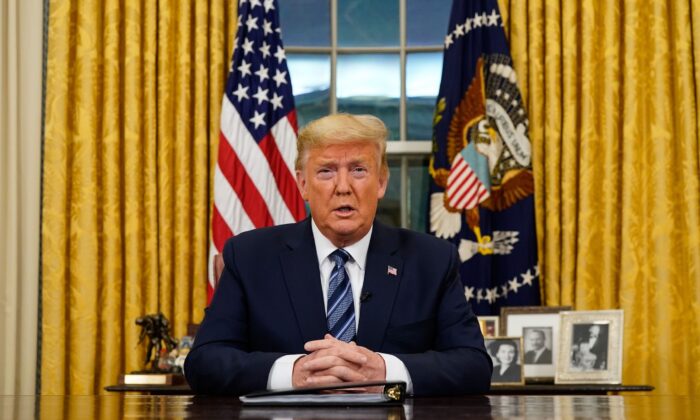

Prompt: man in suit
[
  {"left": 185, "top": 114, "right": 492, "bottom": 396},
  {"left": 523, "top": 329, "right": 552, "bottom": 364},
  {"left": 585, "top": 325, "right": 607, "bottom": 370}
]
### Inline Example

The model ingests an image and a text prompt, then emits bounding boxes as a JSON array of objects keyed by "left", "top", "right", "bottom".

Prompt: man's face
[
  {"left": 496, "top": 344, "right": 515, "bottom": 365},
  {"left": 589, "top": 325, "right": 600, "bottom": 339},
  {"left": 527, "top": 331, "right": 545, "bottom": 350},
  {"left": 296, "top": 142, "right": 387, "bottom": 247}
]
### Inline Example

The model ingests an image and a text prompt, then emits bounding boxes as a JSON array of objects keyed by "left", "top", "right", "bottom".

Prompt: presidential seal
[{"left": 430, "top": 54, "right": 534, "bottom": 261}]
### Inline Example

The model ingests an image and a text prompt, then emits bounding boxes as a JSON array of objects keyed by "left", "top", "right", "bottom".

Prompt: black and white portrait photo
[
  {"left": 486, "top": 337, "right": 524, "bottom": 385},
  {"left": 556, "top": 310, "right": 623, "bottom": 384},
  {"left": 523, "top": 327, "right": 553, "bottom": 365},
  {"left": 502, "top": 308, "right": 569, "bottom": 381},
  {"left": 571, "top": 323, "right": 609, "bottom": 371}
]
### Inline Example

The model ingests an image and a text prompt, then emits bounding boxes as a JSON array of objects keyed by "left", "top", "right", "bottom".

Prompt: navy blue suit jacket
[{"left": 185, "top": 218, "right": 492, "bottom": 395}]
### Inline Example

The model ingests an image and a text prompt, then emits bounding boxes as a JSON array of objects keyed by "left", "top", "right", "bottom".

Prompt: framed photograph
[
  {"left": 500, "top": 306, "right": 572, "bottom": 336},
  {"left": 477, "top": 316, "right": 500, "bottom": 338},
  {"left": 555, "top": 310, "right": 624, "bottom": 384},
  {"left": 485, "top": 337, "right": 525, "bottom": 385},
  {"left": 500, "top": 306, "right": 572, "bottom": 383}
]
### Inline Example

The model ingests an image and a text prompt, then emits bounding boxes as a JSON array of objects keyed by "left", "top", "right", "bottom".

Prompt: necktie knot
[{"left": 330, "top": 248, "right": 350, "bottom": 267}]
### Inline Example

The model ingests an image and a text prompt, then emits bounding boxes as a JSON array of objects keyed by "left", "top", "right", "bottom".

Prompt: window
[{"left": 279, "top": 0, "right": 451, "bottom": 232}]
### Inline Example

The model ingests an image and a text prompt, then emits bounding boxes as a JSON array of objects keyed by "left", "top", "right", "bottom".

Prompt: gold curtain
[
  {"left": 41, "top": 0, "right": 237, "bottom": 395},
  {"left": 500, "top": 0, "right": 700, "bottom": 395}
]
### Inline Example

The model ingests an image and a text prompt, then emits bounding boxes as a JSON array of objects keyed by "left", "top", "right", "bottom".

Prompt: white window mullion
[
  {"left": 399, "top": 0, "right": 407, "bottom": 142},
  {"left": 330, "top": 0, "right": 338, "bottom": 114}
]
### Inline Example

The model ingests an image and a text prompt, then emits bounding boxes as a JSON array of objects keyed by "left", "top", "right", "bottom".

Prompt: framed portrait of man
[
  {"left": 484, "top": 337, "right": 525, "bottom": 386},
  {"left": 523, "top": 327, "right": 553, "bottom": 365},
  {"left": 501, "top": 306, "right": 571, "bottom": 383},
  {"left": 571, "top": 323, "right": 609, "bottom": 371},
  {"left": 556, "top": 310, "right": 624, "bottom": 384}
]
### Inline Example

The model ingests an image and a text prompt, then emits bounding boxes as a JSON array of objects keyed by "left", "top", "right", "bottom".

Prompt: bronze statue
[{"left": 136, "top": 313, "right": 179, "bottom": 372}]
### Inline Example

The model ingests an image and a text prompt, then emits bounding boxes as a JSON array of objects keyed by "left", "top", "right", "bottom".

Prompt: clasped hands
[{"left": 292, "top": 334, "right": 386, "bottom": 392}]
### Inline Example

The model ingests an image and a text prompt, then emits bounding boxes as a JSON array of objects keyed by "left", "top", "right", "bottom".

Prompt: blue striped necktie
[{"left": 326, "top": 249, "right": 355, "bottom": 342}]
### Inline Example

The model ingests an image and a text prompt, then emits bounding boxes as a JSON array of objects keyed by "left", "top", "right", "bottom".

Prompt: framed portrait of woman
[{"left": 484, "top": 337, "right": 525, "bottom": 386}]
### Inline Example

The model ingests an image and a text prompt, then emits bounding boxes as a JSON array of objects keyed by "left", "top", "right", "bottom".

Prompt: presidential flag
[
  {"left": 209, "top": 0, "right": 306, "bottom": 301},
  {"left": 428, "top": 0, "right": 540, "bottom": 314}
]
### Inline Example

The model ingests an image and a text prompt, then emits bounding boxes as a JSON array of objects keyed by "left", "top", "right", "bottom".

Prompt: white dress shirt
[{"left": 267, "top": 220, "right": 413, "bottom": 392}]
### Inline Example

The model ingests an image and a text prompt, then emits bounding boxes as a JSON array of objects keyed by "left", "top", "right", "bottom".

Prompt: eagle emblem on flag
[{"left": 430, "top": 54, "right": 534, "bottom": 258}]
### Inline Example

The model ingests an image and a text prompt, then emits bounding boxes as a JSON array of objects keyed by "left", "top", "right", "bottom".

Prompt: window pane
[
  {"left": 406, "top": 0, "right": 451, "bottom": 46},
  {"left": 337, "top": 54, "right": 400, "bottom": 140},
  {"left": 407, "top": 157, "right": 430, "bottom": 232},
  {"left": 406, "top": 52, "right": 442, "bottom": 140},
  {"left": 376, "top": 159, "right": 401, "bottom": 227},
  {"left": 338, "top": 0, "right": 399, "bottom": 47},
  {"left": 278, "top": 0, "right": 330, "bottom": 47},
  {"left": 288, "top": 54, "right": 331, "bottom": 129}
]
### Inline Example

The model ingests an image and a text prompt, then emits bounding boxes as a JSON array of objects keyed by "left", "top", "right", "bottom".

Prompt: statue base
[{"left": 119, "top": 372, "right": 185, "bottom": 385}]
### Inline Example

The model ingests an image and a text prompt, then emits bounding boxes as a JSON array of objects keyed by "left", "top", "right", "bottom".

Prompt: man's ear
[
  {"left": 377, "top": 168, "right": 389, "bottom": 200},
  {"left": 296, "top": 170, "right": 308, "bottom": 200}
]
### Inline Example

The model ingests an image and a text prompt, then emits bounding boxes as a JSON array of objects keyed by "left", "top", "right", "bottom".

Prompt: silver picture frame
[{"left": 555, "top": 310, "right": 624, "bottom": 384}]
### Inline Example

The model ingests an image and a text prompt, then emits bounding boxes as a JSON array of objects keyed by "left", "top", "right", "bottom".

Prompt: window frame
[{"left": 285, "top": 0, "right": 443, "bottom": 229}]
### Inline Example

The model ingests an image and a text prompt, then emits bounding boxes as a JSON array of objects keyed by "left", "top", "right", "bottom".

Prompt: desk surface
[
  {"left": 2, "top": 394, "right": 699, "bottom": 419},
  {"left": 104, "top": 383, "right": 654, "bottom": 395}
]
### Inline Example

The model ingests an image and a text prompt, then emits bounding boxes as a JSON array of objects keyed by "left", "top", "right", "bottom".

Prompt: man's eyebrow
[
  {"left": 315, "top": 156, "right": 371, "bottom": 166},
  {"left": 348, "top": 156, "right": 372, "bottom": 166},
  {"left": 314, "top": 158, "right": 337, "bottom": 166}
]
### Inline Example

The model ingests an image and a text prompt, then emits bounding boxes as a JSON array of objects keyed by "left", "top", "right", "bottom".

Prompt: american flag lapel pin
[{"left": 387, "top": 265, "right": 398, "bottom": 276}]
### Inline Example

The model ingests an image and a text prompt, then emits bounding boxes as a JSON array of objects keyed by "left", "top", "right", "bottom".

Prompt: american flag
[{"left": 209, "top": 0, "right": 306, "bottom": 301}]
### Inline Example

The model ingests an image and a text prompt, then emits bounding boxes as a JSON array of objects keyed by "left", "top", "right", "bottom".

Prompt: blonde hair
[{"left": 295, "top": 113, "right": 389, "bottom": 175}]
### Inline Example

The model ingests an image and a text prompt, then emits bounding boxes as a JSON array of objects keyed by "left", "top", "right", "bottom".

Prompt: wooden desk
[
  {"left": 489, "top": 384, "right": 654, "bottom": 395},
  {"left": 3, "top": 394, "right": 698, "bottom": 419},
  {"left": 105, "top": 383, "right": 654, "bottom": 395}
]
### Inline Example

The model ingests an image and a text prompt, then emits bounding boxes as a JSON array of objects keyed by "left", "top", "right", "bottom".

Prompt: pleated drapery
[
  {"left": 500, "top": 0, "right": 700, "bottom": 395},
  {"left": 41, "top": 0, "right": 237, "bottom": 395}
]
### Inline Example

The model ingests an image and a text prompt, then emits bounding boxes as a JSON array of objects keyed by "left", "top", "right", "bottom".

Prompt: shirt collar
[{"left": 311, "top": 219, "right": 372, "bottom": 270}]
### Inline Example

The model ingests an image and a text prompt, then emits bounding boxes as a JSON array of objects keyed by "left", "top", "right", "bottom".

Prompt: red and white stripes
[
  {"left": 446, "top": 153, "right": 489, "bottom": 210},
  {"left": 208, "top": 97, "right": 305, "bottom": 301}
]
